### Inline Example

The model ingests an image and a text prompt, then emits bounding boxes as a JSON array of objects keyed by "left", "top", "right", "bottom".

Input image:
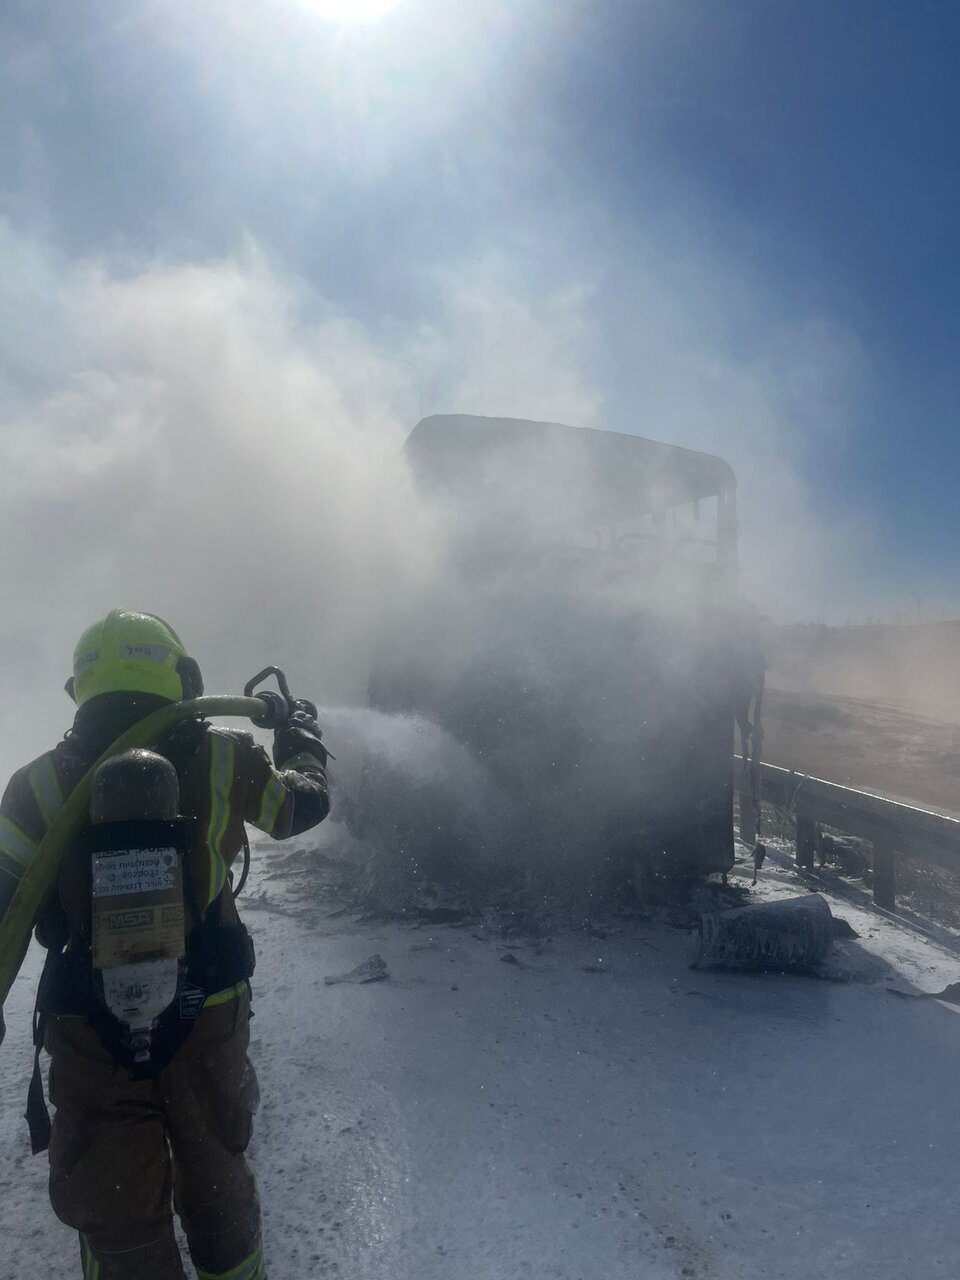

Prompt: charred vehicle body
[{"left": 364, "top": 415, "right": 759, "bottom": 903}]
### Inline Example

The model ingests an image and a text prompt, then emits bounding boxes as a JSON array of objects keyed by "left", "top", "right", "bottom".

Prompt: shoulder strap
[
  {"left": 24, "top": 944, "right": 61, "bottom": 1155},
  {"left": 204, "top": 729, "right": 238, "bottom": 911}
]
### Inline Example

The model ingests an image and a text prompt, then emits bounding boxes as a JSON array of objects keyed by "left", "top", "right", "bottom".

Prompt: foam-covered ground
[{"left": 3, "top": 832, "right": 960, "bottom": 1279}]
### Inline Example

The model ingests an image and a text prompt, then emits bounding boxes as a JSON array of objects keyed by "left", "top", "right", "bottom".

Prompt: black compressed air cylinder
[{"left": 90, "top": 749, "right": 179, "bottom": 823}]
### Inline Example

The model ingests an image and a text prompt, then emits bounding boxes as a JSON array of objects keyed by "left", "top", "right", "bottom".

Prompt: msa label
[
  {"left": 103, "top": 908, "right": 154, "bottom": 931},
  {"left": 92, "top": 847, "right": 178, "bottom": 898},
  {"left": 93, "top": 901, "right": 184, "bottom": 969}
]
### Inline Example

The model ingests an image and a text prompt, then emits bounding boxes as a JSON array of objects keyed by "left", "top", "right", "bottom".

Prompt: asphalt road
[{"left": 4, "top": 845, "right": 960, "bottom": 1280}]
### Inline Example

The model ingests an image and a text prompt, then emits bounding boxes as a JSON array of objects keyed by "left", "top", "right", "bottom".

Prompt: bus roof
[{"left": 404, "top": 415, "right": 736, "bottom": 522}]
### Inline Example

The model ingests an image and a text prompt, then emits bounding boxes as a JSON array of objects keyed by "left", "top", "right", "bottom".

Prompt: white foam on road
[{"left": 3, "top": 844, "right": 960, "bottom": 1279}]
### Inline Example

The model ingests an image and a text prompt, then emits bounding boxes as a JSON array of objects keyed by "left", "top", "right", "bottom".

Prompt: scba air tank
[{"left": 89, "top": 749, "right": 186, "bottom": 1065}]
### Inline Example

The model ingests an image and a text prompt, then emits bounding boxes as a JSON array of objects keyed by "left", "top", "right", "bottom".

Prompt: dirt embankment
[
  {"left": 764, "top": 620, "right": 960, "bottom": 720},
  {"left": 759, "top": 621, "right": 960, "bottom": 814},
  {"left": 761, "top": 687, "right": 960, "bottom": 816}
]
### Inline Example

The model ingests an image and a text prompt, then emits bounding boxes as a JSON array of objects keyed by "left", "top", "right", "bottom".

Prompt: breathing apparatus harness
[{"left": 14, "top": 667, "right": 317, "bottom": 1153}]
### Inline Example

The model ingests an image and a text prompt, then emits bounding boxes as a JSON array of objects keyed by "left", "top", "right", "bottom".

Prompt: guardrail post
[
  {"left": 738, "top": 755, "right": 960, "bottom": 901},
  {"left": 796, "top": 816, "right": 816, "bottom": 871},
  {"left": 738, "top": 791, "right": 757, "bottom": 845},
  {"left": 873, "top": 842, "right": 897, "bottom": 910}
]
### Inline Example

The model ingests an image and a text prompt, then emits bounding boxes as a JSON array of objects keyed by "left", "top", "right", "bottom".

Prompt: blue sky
[{"left": 1, "top": 0, "right": 959, "bottom": 620}]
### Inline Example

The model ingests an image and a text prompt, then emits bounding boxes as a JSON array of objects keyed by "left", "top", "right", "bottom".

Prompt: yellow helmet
[{"left": 68, "top": 609, "right": 201, "bottom": 706}]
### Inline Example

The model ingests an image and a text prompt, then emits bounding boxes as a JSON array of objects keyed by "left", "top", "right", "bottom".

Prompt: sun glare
[{"left": 296, "top": 0, "right": 405, "bottom": 20}]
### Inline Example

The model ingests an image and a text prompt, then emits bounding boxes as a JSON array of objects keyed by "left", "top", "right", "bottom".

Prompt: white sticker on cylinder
[{"left": 93, "top": 847, "right": 178, "bottom": 897}]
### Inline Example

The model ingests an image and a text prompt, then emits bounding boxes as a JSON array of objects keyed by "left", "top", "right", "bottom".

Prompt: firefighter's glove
[{"left": 274, "top": 711, "right": 329, "bottom": 772}]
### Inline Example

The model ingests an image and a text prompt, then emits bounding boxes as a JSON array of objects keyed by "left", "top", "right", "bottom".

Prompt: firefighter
[{"left": 0, "top": 609, "right": 330, "bottom": 1279}]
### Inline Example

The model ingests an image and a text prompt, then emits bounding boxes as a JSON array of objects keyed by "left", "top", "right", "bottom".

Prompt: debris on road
[
  {"left": 887, "top": 981, "right": 960, "bottom": 1005},
  {"left": 695, "top": 893, "right": 835, "bottom": 972},
  {"left": 324, "top": 954, "right": 390, "bottom": 985}
]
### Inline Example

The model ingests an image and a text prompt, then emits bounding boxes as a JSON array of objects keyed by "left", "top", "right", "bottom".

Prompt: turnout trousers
[{"left": 44, "top": 990, "right": 265, "bottom": 1279}]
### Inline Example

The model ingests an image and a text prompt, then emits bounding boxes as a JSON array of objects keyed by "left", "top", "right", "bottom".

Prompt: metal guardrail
[{"left": 734, "top": 757, "right": 960, "bottom": 910}]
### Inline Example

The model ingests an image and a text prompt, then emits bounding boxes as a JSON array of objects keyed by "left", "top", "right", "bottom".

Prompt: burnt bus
[{"left": 367, "top": 414, "right": 748, "bottom": 902}]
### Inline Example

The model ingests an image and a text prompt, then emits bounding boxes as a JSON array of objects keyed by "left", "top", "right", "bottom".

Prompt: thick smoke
[
  {"left": 0, "top": 226, "right": 870, "bottom": 908},
  {"left": 330, "top": 421, "right": 751, "bottom": 909},
  {"left": 0, "top": 266, "right": 414, "bottom": 768},
  {"left": 766, "top": 621, "right": 960, "bottom": 721},
  {"left": 0, "top": 232, "right": 600, "bottom": 782}
]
